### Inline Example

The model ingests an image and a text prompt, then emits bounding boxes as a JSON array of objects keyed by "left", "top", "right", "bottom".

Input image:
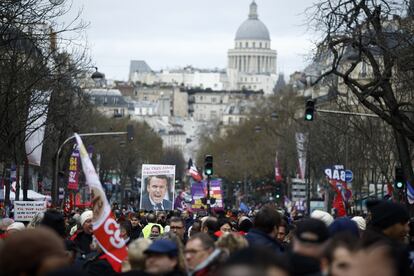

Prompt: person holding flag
[{"left": 74, "top": 134, "right": 127, "bottom": 272}]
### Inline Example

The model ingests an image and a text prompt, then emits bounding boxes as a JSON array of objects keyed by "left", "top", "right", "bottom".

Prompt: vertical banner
[
  {"left": 25, "top": 90, "right": 51, "bottom": 166},
  {"left": 140, "top": 164, "right": 176, "bottom": 211},
  {"left": 74, "top": 134, "right": 127, "bottom": 271},
  {"left": 67, "top": 145, "right": 79, "bottom": 190},
  {"left": 275, "top": 152, "right": 283, "bottom": 183},
  {"left": 295, "top": 132, "right": 308, "bottom": 180}
]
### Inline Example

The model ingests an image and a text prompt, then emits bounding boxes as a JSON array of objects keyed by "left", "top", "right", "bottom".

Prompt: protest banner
[
  {"left": 14, "top": 201, "right": 46, "bottom": 221},
  {"left": 140, "top": 164, "right": 175, "bottom": 211},
  {"left": 191, "top": 179, "right": 223, "bottom": 211},
  {"left": 75, "top": 134, "right": 127, "bottom": 272},
  {"left": 67, "top": 146, "right": 79, "bottom": 190}
]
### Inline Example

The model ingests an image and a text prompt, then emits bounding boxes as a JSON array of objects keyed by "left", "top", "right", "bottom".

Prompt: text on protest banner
[{"left": 14, "top": 201, "right": 46, "bottom": 221}]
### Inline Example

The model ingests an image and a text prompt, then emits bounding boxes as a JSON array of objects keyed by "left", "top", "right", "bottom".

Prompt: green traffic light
[
  {"left": 205, "top": 169, "right": 212, "bottom": 175},
  {"left": 396, "top": 181, "right": 404, "bottom": 189},
  {"left": 305, "top": 114, "right": 313, "bottom": 121}
]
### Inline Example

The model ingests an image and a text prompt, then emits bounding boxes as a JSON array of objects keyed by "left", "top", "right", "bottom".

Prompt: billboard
[{"left": 140, "top": 164, "right": 175, "bottom": 211}]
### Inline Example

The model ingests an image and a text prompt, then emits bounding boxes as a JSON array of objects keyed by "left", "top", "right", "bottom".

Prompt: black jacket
[
  {"left": 83, "top": 253, "right": 116, "bottom": 276},
  {"left": 245, "top": 229, "right": 284, "bottom": 254},
  {"left": 72, "top": 231, "right": 93, "bottom": 255},
  {"left": 140, "top": 193, "right": 172, "bottom": 211}
]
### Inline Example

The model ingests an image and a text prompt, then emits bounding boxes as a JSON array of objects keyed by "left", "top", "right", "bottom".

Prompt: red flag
[
  {"left": 75, "top": 134, "right": 127, "bottom": 271},
  {"left": 187, "top": 158, "right": 203, "bottom": 182},
  {"left": 275, "top": 154, "right": 283, "bottom": 183},
  {"left": 329, "top": 179, "right": 347, "bottom": 217}
]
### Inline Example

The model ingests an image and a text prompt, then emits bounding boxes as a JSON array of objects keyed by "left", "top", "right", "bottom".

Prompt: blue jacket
[{"left": 245, "top": 229, "right": 284, "bottom": 254}]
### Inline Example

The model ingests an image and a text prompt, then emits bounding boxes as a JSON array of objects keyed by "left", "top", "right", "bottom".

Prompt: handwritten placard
[{"left": 14, "top": 201, "right": 47, "bottom": 221}]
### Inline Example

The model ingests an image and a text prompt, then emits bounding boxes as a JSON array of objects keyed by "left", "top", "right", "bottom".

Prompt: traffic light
[
  {"left": 204, "top": 155, "right": 213, "bottom": 176},
  {"left": 275, "top": 184, "right": 282, "bottom": 199},
  {"left": 127, "top": 124, "right": 134, "bottom": 141},
  {"left": 304, "top": 99, "right": 315, "bottom": 121},
  {"left": 395, "top": 167, "right": 405, "bottom": 190}
]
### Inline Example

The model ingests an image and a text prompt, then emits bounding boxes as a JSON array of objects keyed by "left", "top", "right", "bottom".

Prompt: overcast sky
[{"left": 65, "top": 0, "right": 317, "bottom": 80}]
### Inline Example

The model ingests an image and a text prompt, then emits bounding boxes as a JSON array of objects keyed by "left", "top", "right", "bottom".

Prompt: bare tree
[{"left": 308, "top": 0, "right": 414, "bottom": 193}]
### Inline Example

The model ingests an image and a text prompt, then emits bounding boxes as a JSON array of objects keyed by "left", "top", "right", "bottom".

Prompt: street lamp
[
  {"left": 51, "top": 126, "right": 134, "bottom": 207},
  {"left": 91, "top": 67, "right": 105, "bottom": 81}
]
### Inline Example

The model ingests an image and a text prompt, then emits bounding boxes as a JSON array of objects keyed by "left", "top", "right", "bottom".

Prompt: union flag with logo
[{"left": 75, "top": 134, "right": 127, "bottom": 271}]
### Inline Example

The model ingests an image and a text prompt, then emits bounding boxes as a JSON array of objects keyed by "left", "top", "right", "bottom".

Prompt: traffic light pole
[
  {"left": 316, "top": 109, "right": 379, "bottom": 118},
  {"left": 52, "top": 131, "right": 127, "bottom": 207},
  {"left": 206, "top": 175, "right": 211, "bottom": 215}
]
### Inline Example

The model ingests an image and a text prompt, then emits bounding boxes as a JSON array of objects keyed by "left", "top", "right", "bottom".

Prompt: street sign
[
  {"left": 345, "top": 170, "right": 353, "bottom": 182},
  {"left": 291, "top": 178, "right": 306, "bottom": 202}
]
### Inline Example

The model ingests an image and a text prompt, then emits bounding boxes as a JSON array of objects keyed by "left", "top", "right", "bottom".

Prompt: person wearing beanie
[
  {"left": 328, "top": 217, "right": 359, "bottom": 238},
  {"left": 351, "top": 216, "right": 366, "bottom": 236},
  {"left": 366, "top": 200, "right": 410, "bottom": 242},
  {"left": 70, "top": 210, "right": 93, "bottom": 255},
  {"left": 238, "top": 216, "right": 253, "bottom": 235},
  {"left": 6, "top": 222, "right": 25, "bottom": 235},
  {"left": 311, "top": 210, "right": 334, "bottom": 227},
  {"left": 0, "top": 218, "right": 14, "bottom": 239}
]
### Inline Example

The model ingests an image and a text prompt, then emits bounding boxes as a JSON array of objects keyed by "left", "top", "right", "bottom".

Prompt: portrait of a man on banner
[{"left": 140, "top": 165, "right": 175, "bottom": 211}]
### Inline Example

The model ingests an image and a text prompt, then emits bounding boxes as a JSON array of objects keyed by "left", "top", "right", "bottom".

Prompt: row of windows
[
  {"left": 241, "top": 77, "right": 259, "bottom": 82},
  {"left": 90, "top": 96, "right": 119, "bottom": 105},
  {"left": 236, "top": 41, "right": 269, "bottom": 49},
  {"left": 197, "top": 96, "right": 223, "bottom": 103}
]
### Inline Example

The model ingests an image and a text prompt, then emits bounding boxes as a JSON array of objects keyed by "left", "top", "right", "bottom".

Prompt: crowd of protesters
[{"left": 0, "top": 199, "right": 414, "bottom": 276}]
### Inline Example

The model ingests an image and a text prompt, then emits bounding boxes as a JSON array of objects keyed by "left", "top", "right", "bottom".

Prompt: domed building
[{"left": 226, "top": 1, "right": 277, "bottom": 94}]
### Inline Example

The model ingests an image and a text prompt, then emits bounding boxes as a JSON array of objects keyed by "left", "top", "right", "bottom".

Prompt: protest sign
[
  {"left": 140, "top": 164, "right": 175, "bottom": 211},
  {"left": 191, "top": 179, "right": 223, "bottom": 211},
  {"left": 14, "top": 201, "right": 46, "bottom": 221}
]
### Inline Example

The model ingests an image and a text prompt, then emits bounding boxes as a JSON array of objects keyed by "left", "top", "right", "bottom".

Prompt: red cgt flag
[{"left": 75, "top": 134, "right": 127, "bottom": 272}]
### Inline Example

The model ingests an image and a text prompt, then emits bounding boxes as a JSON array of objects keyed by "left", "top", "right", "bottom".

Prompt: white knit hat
[
  {"left": 310, "top": 210, "right": 334, "bottom": 226},
  {"left": 7, "top": 222, "right": 25, "bottom": 232},
  {"left": 80, "top": 210, "right": 93, "bottom": 226},
  {"left": 351, "top": 216, "right": 366, "bottom": 231}
]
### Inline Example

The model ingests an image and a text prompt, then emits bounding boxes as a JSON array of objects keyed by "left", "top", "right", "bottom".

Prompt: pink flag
[
  {"left": 74, "top": 134, "right": 127, "bottom": 271},
  {"left": 275, "top": 153, "right": 283, "bottom": 183}
]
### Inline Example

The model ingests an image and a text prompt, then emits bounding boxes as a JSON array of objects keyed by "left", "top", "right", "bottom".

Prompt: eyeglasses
[{"left": 170, "top": 226, "right": 184, "bottom": 230}]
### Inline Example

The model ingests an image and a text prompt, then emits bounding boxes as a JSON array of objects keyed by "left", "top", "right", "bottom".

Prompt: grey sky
[{"left": 66, "top": 0, "right": 317, "bottom": 80}]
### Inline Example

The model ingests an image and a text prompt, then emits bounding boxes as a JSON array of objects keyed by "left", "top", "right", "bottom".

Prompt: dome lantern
[
  {"left": 235, "top": 1, "right": 270, "bottom": 41},
  {"left": 249, "top": 1, "right": 258, "bottom": 19}
]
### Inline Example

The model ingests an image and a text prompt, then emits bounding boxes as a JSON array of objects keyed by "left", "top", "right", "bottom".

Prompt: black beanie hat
[
  {"left": 40, "top": 209, "right": 66, "bottom": 237},
  {"left": 367, "top": 200, "right": 409, "bottom": 230}
]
